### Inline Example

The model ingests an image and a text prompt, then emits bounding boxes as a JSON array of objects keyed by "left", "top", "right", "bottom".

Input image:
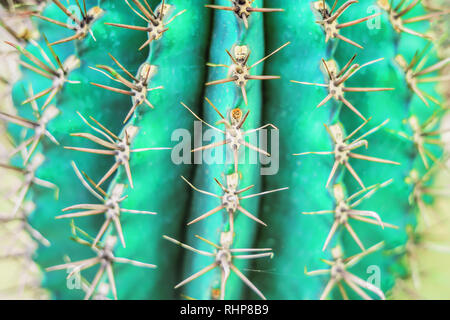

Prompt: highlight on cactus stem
[{"left": 0, "top": 0, "right": 449, "bottom": 302}]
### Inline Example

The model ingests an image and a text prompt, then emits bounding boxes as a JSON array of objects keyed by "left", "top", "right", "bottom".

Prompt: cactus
[{"left": 0, "top": 0, "right": 449, "bottom": 300}]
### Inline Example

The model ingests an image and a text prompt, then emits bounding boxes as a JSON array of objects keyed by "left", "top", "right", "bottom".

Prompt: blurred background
[{"left": 0, "top": 0, "right": 448, "bottom": 299}]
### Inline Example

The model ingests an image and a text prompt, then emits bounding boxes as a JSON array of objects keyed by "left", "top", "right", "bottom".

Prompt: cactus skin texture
[{"left": 4, "top": 0, "right": 448, "bottom": 300}]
